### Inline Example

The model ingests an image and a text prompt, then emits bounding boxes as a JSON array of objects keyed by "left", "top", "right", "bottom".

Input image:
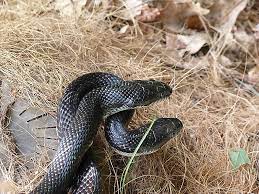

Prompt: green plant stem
[{"left": 119, "top": 117, "right": 157, "bottom": 194}]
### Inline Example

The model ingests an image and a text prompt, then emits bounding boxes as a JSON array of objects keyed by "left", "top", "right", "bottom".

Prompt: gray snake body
[{"left": 31, "top": 72, "right": 182, "bottom": 194}]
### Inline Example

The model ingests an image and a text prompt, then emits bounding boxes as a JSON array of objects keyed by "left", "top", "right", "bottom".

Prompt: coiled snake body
[{"left": 31, "top": 72, "right": 182, "bottom": 194}]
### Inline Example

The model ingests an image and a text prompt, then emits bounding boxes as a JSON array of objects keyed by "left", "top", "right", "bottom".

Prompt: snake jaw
[{"left": 111, "top": 146, "right": 159, "bottom": 157}]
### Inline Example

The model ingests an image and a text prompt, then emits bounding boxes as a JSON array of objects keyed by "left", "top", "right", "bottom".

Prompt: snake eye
[
  {"left": 157, "top": 85, "right": 165, "bottom": 92},
  {"left": 156, "top": 84, "right": 172, "bottom": 98}
]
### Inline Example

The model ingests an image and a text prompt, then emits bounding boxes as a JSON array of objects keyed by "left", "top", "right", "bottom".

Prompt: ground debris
[{"left": 0, "top": 0, "right": 258, "bottom": 193}]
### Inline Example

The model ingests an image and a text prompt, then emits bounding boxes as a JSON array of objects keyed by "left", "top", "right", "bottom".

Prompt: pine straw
[{"left": 0, "top": 1, "right": 259, "bottom": 193}]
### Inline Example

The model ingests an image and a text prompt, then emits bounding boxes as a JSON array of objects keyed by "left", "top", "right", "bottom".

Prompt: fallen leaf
[
  {"left": 218, "top": 55, "right": 233, "bottom": 67},
  {"left": 165, "top": 31, "right": 209, "bottom": 63},
  {"left": 176, "top": 33, "right": 209, "bottom": 56},
  {"left": 186, "top": 15, "right": 204, "bottom": 30},
  {"left": 119, "top": 25, "right": 129, "bottom": 34},
  {"left": 125, "top": 0, "right": 142, "bottom": 17},
  {"left": 219, "top": 0, "right": 248, "bottom": 33},
  {"left": 234, "top": 30, "right": 254, "bottom": 49},
  {"left": 8, "top": 99, "right": 58, "bottom": 169},
  {"left": 161, "top": 1, "right": 209, "bottom": 32},
  {"left": 0, "top": 80, "right": 16, "bottom": 180},
  {"left": 208, "top": 0, "right": 248, "bottom": 34},
  {"left": 229, "top": 148, "right": 251, "bottom": 169},
  {"left": 115, "top": 0, "right": 143, "bottom": 20},
  {"left": 54, "top": 0, "right": 86, "bottom": 18}
]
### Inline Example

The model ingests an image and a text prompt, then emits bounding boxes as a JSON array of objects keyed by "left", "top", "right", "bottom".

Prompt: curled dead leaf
[
  {"left": 176, "top": 33, "right": 209, "bottom": 56},
  {"left": 165, "top": 31, "right": 209, "bottom": 63}
]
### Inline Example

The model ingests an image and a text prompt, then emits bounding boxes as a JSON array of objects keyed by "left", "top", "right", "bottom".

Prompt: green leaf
[{"left": 229, "top": 148, "right": 250, "bottom": 170}]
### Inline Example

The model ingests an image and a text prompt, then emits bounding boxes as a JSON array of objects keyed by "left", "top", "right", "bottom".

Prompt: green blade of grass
[{"left": 119, "top": 117, "right": 157, "bottom": 194}]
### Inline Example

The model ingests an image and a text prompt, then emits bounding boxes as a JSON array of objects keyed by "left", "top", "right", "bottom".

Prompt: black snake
[{"left": 30, "top": 72, "right": 183, "bottom": 194}]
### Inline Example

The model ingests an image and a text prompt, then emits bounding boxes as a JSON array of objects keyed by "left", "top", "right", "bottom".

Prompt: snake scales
[{"left": 30, "top": 72, "right": 183, "bottom": 194}]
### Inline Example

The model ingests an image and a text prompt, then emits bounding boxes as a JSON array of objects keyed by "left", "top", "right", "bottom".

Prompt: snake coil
[{"left": 31, "top": 72, "right": 183, "bottom": 194}]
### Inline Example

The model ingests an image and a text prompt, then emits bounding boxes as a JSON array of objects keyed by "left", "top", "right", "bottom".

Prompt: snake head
[
  {"left": 130, "top": 80, "right": 173, "bottom": 107},
  {"left": 138, "top": 117, "right": 183, "bottom": 154},
  {"left": 151, "top": 117, "right": 183, "bottom": 139},
  {"left": 100, "top": 80, "right": 172, "bottom": 117}
]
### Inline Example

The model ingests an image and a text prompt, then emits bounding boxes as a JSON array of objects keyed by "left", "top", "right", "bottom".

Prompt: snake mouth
[{"left": 112, "top": 147, "right": 158, "bottom": 157}]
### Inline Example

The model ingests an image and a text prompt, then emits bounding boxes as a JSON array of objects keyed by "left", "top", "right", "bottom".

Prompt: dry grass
[{"left": 0, "top": 1, "right": 259, "bottom": 193}]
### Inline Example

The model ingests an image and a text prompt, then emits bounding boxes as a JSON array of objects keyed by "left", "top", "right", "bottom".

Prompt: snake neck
[{"left": 57, "top": 73, "right": 124, "bottom": 138}]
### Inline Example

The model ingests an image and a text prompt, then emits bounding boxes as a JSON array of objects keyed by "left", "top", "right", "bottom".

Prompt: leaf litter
[
  {"left": 0, "top": 81, "right": 58, "bottom": 192},
  {"left": 0, "top": 0, "right": 258, "bottom": 193}
]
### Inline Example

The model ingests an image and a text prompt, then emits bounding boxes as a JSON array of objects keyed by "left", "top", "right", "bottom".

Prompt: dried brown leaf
[
  {"left": 177, "top": 33, "right": 209, "bottom": 56},
  {"left": 161, "top": 1, "right": 209, "bottom": 32},
  {"left": 8, "top": 99, "right": 58, "bottom": 169},
  {"left": 219, "top": 0, "right": 248, "bottom": 33},
  {"left": 166, "top": 31, "right": 209, "bottom": 59},
  {"left": 186, "top": 15, "right": 204, "bottom": 30},
  {"left": 208, "top": 0, "right": 248, "bottom": 34}
]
